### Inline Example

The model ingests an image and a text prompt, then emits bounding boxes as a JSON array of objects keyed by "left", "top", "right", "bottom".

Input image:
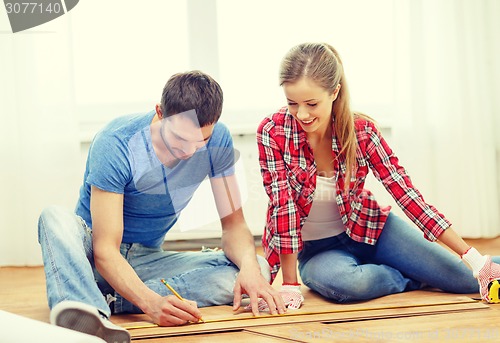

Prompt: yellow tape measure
[{"left": 488, "top": 280, "right": 500, "bottom": 303}]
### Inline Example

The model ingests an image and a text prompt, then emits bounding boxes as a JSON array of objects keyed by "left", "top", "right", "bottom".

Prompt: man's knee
[
  {"left": 38, "top": 205, "right": 65, "bottom": 241},
  {"left": 38, "top": 205, "right": 85, "bottom": 244}
]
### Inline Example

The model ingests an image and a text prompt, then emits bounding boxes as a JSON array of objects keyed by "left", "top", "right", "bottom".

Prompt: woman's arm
[
  {"left": 363, "top": 120, "right": 450, "bottom": 241},
  {"left": 436, "top": 227, "right": 470, "bottom": 255},
  {"left": 257, "top": 114, "right": 304, "bottom": 282},
  {"left": 280, "top": 253, "right": 299, "bottom": 284},
  {"left": 362, "top": 120, "right": 500, "bottom": 302}
]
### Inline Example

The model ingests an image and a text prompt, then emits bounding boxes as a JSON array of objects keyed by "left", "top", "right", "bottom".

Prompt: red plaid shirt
[{"left": 257, "top": 107, "right": 451, "bottom": 282}]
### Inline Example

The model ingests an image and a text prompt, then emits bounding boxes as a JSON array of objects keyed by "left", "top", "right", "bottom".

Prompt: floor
[{"left": 1, "top": 237, "right": 500, "bottom": 342}]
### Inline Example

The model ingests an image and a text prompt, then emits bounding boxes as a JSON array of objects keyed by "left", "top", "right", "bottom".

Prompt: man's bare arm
[{"left": 90, "top": 186, "right": 202, "bottom": 325}]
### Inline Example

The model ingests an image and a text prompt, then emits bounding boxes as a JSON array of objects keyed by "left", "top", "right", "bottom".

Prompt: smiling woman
[
  {"left": 254, "top": 41, "right": 500, "bottom": 310},
  {"left": 283, "top": 79, "right": 340, "bottom": 133}
]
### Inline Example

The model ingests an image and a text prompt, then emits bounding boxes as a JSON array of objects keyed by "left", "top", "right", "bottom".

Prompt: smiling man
[{"left": 37, "top": 71, "right": 285, "bottom": 343}]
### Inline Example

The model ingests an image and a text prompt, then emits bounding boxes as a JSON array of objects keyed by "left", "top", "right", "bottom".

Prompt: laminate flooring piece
[
  {"left": 3, "top": 235, "right": 500, "bottom": 342},
  {"left": 112, "top": 290, "right": 488, "bottom": 340},
  {"left": 0, "top": 267, "right": 50, "bottom": 322},
  {"left": 137, "top": 331, "right": 298, "bottom": 343},
  {"left": 244, "top": 307, "right": 500, "bottom": 343}
]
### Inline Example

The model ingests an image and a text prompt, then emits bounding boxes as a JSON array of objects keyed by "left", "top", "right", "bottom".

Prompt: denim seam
[{"left": 39, "top": 215, "right": 66, "bottom": 302}]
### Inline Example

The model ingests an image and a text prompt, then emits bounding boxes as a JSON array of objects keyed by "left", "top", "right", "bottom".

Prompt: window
[
  {"left": 216, "top": 0, "right": 396, "bottom": 130},
  {"left": 71, "top": 0, "right": 189, "bottom": 131},
  {"left": 74, "top": 0, "right": 397, "bottom": 137}
]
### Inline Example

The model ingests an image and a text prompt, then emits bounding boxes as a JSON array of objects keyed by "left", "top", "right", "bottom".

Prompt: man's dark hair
[{"left": 161, "top": 70, "right": 223, "bottom": 127}]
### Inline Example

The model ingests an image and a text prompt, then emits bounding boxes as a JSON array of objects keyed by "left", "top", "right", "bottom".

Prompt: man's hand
[
  {"left": 244, "top": 283, "right": 304, "bottom": 312},
  {"left": 146, "top": 295, "right": 204, "bottom": 326},
  {"left": 233, "top": 268, "right": 286, "bottom": 316},
  {"left": 477, "top": 256, "right": 500, "bottom": 303}
]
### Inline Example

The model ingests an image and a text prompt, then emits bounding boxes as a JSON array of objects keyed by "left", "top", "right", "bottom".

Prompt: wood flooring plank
[
  {"left": 125, "top": 304, "right": 488, "bottom": 341},
  {"left": 0, "top": 267, "right": 49, "bottom": 322},
  {"left": 1, "top": 257, "right": 498, "bottom": 343},
  {"left": 355, "top": 308, "right": 500, "bottom": 342},
  {"left": 137, "top": 331, "right": 298, "bottom": 343},
  {"left": 319, "top": 308, "right": 500, "bottom": 343},
  {"left": 114, "top": 289, "right": 479, "bottom": 327},
  {"left": 245, "top": 306, "right": 500, "bottom": 343},
  {"left": 116, "top": 292, "right": 488, "bottom": 339}
]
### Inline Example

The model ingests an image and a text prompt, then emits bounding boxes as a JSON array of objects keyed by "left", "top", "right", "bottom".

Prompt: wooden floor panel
[
  {"left": 139, "top": 331, "right": 296, "bottom": 343},
  {"left": 249, "top": 308, "right": 500, "bottom": 342},
  {"left": 245, "top": 308, "right": 500, "bottom": 343},
  {"left": 114, "top": 291, "right": 487, "bottom": 340},
  {"left": 1, "top": 237, "right": 500, "bottom": 342},
  {"left": 0, "top": 266, "right": 49, "bottom": 322}
]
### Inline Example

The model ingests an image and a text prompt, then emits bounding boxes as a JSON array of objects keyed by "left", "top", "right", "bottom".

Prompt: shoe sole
[{"left": 54, "top": 308, "right": 130, "bottom": 343}]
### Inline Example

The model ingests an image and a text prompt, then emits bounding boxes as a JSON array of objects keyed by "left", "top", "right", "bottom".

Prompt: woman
[{"left": 256, "top": 42, "right": 500, "bottom": 309}]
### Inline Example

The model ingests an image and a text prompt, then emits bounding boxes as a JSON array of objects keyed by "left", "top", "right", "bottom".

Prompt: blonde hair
[{"left": 279, "top": 42, "right": 372, "bottom": 191}]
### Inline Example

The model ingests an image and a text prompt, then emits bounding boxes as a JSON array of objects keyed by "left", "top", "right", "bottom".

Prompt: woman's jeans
[
  {"left": 37, "top": 205, "right": 270, "bottom": 317},
  {"left": 298, "top": 212, "right": 499, "bottom": 303}
]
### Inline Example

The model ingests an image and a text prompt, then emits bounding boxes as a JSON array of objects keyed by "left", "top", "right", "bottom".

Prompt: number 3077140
[{"left": 5, "top": 2, "right": 62, "bottom": 14}]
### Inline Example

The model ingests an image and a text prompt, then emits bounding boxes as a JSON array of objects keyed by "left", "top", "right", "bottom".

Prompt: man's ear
[{"left": 155, "top": 103, "right": 163, "bottom": 119}]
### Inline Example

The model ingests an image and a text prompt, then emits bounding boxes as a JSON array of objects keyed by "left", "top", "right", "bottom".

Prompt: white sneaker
[{"left": 50, "top": 300, "right": 130, "bottom": 343}]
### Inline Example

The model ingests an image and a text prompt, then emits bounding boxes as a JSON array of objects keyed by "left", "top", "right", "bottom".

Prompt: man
[{"left": 38, "top": 71, "right": 285, "bottom": 343}]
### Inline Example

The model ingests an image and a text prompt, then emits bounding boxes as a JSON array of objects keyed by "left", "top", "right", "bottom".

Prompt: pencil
[{"left": 160, "top": 278, "right": 205, "bottom": 323}]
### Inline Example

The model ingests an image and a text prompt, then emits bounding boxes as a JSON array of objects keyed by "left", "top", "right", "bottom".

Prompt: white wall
[{"left": 0, "top": 15, "right": 81, "bottom": 265}]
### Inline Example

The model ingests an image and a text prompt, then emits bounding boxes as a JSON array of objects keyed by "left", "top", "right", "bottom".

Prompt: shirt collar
[{"left": 284, "top": 108, "right": 307, "bottom": 150}]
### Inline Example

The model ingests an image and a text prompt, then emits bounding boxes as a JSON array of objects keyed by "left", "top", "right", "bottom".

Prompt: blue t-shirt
[{"left": 75, "top": 111, "right": 235, "bottom": 247}]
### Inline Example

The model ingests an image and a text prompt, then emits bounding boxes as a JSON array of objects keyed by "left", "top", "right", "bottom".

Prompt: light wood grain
[
  {"left": 138, "top": 331, "right": 294, "bottom": 343},
  {"left": 116, "top": 292, "right": 487, "bottom": 339},
  {"left": 245, "top": 307, "right": 500, "bottom": 343},
  {"left": 1, "top": 237, "right": 499, "bottom": 342}
]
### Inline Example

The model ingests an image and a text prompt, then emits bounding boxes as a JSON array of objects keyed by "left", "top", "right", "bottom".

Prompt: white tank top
[{"left": 301, "top": 175, "right": 345, "bottom": 241}]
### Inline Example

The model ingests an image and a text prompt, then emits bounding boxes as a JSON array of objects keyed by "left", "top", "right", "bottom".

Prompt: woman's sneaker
[{"left": 50, "top": 300, "right": 130, "bottom": 343}]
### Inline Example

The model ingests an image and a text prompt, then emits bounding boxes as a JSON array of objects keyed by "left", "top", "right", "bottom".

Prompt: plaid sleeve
[
  {"left": 363, "top": 121, "right": 451, "bottom": 241},
  {"left": 257, "top": 119, "right": 302, "bottom": 255}
]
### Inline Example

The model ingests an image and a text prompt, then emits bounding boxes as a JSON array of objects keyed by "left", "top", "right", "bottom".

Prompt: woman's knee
[
  {"left": 302, "top": 262, "right": 407, "bottom": 303},
  {"left": 301, "top": 263, "right": 367, "bottom": 302},
  {"left": 303, "top": 277, "right": 370, "bottom": 303}
]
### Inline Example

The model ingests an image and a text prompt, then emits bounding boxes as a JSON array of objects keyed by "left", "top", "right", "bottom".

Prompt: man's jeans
[
  {"left": 38, "top": 205, "right": 270, "bottom": 317},
  {"left": 298, "top": 212, "right": 500, "bottom": 303}
]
